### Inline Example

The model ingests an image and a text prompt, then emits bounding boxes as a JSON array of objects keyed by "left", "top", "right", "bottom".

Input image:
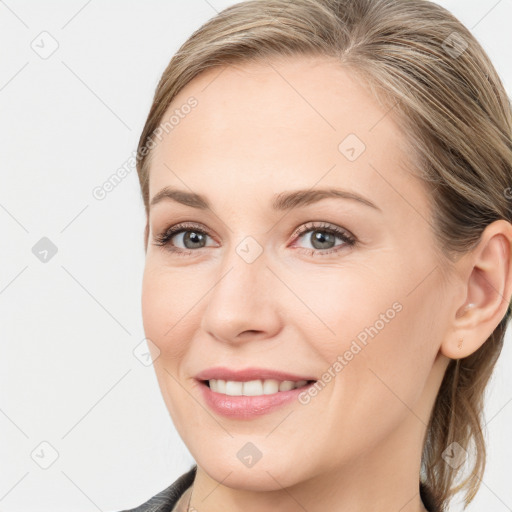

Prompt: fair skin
[{"left": 141, "top": 56, "right": 512, "bottom": 512}]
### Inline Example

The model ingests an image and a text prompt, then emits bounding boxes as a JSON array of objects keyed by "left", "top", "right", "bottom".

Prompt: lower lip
[{"left": 197, "top": 380, "right": 316, "bottom": 419}]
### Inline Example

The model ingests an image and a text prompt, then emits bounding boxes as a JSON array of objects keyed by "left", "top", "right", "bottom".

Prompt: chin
[{"left": 193, "top": 445, "right": 311, "bottom": 491}]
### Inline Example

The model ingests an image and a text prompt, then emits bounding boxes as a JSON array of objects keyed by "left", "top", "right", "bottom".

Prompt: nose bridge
[{"left": 200, "top": 236, "right": 280, "bottom": 342}]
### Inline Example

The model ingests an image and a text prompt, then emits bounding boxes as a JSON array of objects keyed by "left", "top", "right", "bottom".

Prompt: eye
[
  {"left": 152, "top": 222, "right": 217, "bottom": 255},
  {"left": 291, "top": 221, "right": 356, "bottom": 256},
  {"left": 152, "top": 220, "right": 356, "bottom": 257}
]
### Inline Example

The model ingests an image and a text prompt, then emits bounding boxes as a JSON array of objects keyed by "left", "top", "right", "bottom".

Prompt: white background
[{"left": 0, "top": 1, "right": 511, "bottom": 510}]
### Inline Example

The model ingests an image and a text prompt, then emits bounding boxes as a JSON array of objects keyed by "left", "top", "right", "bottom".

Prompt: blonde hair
[{"left": 135, "top": 1, "right": 512, "bottom": 509}]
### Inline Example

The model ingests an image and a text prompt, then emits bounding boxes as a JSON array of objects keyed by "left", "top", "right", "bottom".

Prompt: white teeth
[
  {"left": 263, "top": 379, "right": 280, "bottom": 395},
  {"left": 216, "top": 379, "right": 226, "bottom": 394},
  {"left": 208, "top": 379, "right": 310, "bottom": 396},
  {"left": 243, "top": 379, "right": 264, "bottom": 396},
  {"left": 279, "top": 380, "right": 295, "bottom": 392},
  {"left": 225, "top": 380, "right": 243, "bottom": 395}
]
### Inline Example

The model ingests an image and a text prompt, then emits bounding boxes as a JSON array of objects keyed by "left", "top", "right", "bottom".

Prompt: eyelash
[{"left": 152, "top": 221, "right": 357, "bottom": 257}]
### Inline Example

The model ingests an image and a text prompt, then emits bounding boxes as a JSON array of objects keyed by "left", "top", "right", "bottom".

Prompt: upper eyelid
[
  {"left": 160, "top": 220, "right": 345, "bottom": 234},
  {"left": 294, "top": 222, "right": 352, "bottom": 235}
]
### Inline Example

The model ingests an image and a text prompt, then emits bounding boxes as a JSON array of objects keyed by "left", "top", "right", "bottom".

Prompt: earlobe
[
  {"left": 440, "top": 220, "right": 512, "bottom": 360},
  {"left": 442, "top": 304, "right": 475, "bottom": 359}
]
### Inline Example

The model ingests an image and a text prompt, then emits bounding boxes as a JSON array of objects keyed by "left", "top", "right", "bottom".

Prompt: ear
[{"left": 441, "top": 219, "right": 512, "bottom": 359}]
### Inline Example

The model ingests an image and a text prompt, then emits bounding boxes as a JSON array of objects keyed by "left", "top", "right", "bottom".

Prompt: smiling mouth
[{"left": 201, "top": 378, "right": 316, "bottom": 396}]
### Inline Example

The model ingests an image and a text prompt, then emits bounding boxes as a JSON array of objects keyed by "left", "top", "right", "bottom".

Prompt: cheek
[
  {"left": 331, "top": 281, "right": 443, "bottom": 431},
  {"left": 141, "top": 265, "right": 199, "bottom": 423},
  {"left": 141, "top": 264, "right": 196, "bottom": 357},
  {"left": 300, "top": 262, "right": 437, "bottom": 403},
  {"left": 287, "top": 265, "right": 404, "bottom": 357}
]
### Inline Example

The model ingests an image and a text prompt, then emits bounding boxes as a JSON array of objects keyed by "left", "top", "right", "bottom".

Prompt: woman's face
[{"left": 141, "top": 56, "right": 453, "bottom": 489}]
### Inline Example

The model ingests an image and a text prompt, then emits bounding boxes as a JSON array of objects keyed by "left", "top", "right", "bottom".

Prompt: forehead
[{"left": 148, "top": 55, "right": 425, "bottom": 215}]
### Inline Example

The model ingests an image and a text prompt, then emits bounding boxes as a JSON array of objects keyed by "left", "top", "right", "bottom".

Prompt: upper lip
[{"left": 195, "top": 366, "right": 317, "bottom": 383}]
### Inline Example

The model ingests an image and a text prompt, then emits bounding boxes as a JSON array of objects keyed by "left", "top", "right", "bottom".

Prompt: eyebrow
[{"left": 149, "top": 186, "right": 381, "bottom": 212}]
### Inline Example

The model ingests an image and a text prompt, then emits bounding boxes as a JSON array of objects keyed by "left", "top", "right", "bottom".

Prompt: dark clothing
[
  {"left": 118, "top": 465, "right": 196, "bottom": 512},
  {"left": 119, "top": 464, "right": 440, "bottom": 511}
]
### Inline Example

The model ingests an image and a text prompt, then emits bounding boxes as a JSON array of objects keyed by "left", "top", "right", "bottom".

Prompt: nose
[{"left": 200, "top": 243, "right": 282, "bottom": 345}]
